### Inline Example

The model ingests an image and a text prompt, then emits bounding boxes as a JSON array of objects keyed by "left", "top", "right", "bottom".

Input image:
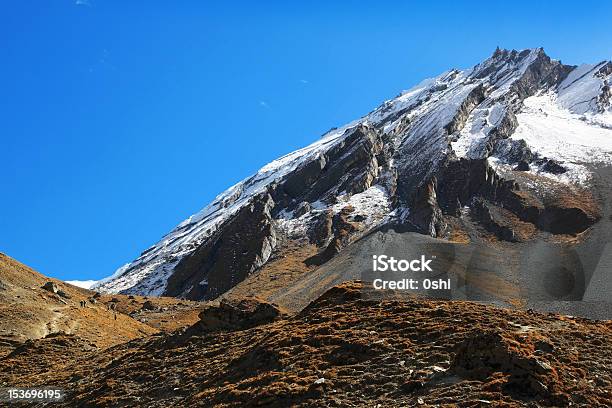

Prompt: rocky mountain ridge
[{"left": 95, "top": 48, "right": 612, "bottom": 304}]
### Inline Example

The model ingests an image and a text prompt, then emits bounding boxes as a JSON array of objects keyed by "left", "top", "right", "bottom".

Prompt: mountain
[{"left": 95, "top": 48, "right": 612, "bottom": 316}]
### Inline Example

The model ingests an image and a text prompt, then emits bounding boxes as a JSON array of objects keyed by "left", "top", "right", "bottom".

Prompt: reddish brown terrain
[
  {"left": 1, "top": 260, "right": 611, "bottom": 407},
  {"left": 0, "top": 253, "right": 204, "bottom": 383}
]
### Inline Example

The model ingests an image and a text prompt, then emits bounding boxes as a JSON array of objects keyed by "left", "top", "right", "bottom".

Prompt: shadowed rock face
[
  {"left": 164, "top": 125, "right": 389, "bottom": 300},
  {"left": 394, "top": 48, "right": 569, "bottom": 207},
  {"left": 191, "top": 296, "right": 284, "bottom": 332},
  {"left": 164, "top": 194, "right": 277, "bottom": 300},
  {"left": 166, "top": 196, "right": 276, "bottom": 299},
  {"left": 406, "top": 158, "right": 521, "bottom": 236},
  {"left": 405, "top": 156, "right": 599, "bottom": 240},
  {"left": 305, "top": 206, "right": 360, "bottom": 266},
  {"left": 277, "top": 125, "right": 386, "bottom": 207}
]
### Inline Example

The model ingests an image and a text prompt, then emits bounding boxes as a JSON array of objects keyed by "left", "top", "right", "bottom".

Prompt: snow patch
[
  {"left": 65, "top": 280, "right": 98, "bottom": 289},
  {"left": 452, "top": 102, "right": 507, "bottom": 158},
  {"left": 557, "top": 62, "right": 610, "bottom": 116},
  {"left": 332, "top": 185, "right": 391, "bottom": 228},
  {"left": 511, "top": 93, "right": 612, "bottom": 182}
]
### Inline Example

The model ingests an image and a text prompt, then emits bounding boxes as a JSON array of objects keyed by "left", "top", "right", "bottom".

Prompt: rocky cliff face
[{"left": 95, "top": 48, "right": 612, "bottom": 302}]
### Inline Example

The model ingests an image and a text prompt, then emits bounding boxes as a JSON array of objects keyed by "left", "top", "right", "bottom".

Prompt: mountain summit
[{"left": 95, "top": 48, "right": 612, "bottom": 312}]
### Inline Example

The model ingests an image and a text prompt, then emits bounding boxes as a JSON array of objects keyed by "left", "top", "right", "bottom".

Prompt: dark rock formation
[
  {"left": 451, "top": 330, "right": 565, "bottom": 402},
  {"left": 306, "top": 206, "right": 360, "bottom": 265},
  {"left": 445, "top": 84, "right": 486, "bottom": 135},
  {"left": 539, "top": 159, "right": 567, "bottom": 174},
  {"left": 294, "top": 201, "right": 311, "bottom": 217},
  {"left": 471, "top": 198, "right": 518, "bottom": 241},
  {"left": 514, "top": 160, "right": 530, "bottom": 171},
  {"left": 57, "top": 289, "right": 71, "bottom": 299},
  {"left": 42, "top": 282, "right": 58, "bottom": 294},
  {"left": 165, "top": 194, "right": 277, "bottom": 300},
  {"left": 406, "top": 178, "right": 445, "bottom": 237},
  {"left": 307, "top": 210, "right": 333, "bottom": 247},
  {"left": 278, "top": 124, "right": 386, "bottom": 209},
  {"left": 192, "top": 296, "right": 284, "bottom": 332},
  {"left": 493, "top": 138, "right": 535, "bottom": 164},
  {"left": 537, "top": 206, "right": 596, "bottom": 234}
]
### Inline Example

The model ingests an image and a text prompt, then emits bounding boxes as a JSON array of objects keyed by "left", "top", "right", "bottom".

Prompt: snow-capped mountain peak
[{"left": 94, "top": 48, "right": 612, "bottom": 299}]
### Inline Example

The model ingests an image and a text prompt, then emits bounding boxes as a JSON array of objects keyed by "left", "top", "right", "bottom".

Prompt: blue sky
[{"left": 1, "top": 1, "right": 611, "bottom": 281}]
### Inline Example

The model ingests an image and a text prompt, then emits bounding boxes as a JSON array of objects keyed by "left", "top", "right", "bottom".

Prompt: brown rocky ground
[
  {"left": 222, "top": 240, "right": 319, "bottom": 305},
  {"left": 2, "top": 282, "right": 610, "bottom": 407},
  {"left": 0, "top": 253, "right": 203, "bottom": 355},
  {"left": 0, "top": 253, "right": 154, "bottom": 351},
  {"left": 94, "top": 293, "right": 205, "bottom": 332}
]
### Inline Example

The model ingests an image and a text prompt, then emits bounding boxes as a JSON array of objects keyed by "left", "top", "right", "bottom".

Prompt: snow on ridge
[
  {"left": 510, "top": 92, "right": 612, "bottom": 184},
  {"left": 367, "top": 73, "right": 449, "bottom": 128},
  {"left": 514, "top": 92, "right": 612, "bottom": 159},
  {"left": 452, "top": 102, "right": 506, "bottom": 159},
  {"left": 331, "top": 184, "right": 391, "bottom": 227},
  {"left": 450, "top": 49, "right": 553, "bottom": 159},
  {"left": 96, "top": 49, "right": 534, "bottom": 294},
  {"left": 486, "top": 49, "right": 542, "bottom": 100},
  {"left": 92, "top": 263, "right": 129, "bottom": 291},
  {"left": 557, "top": 62, "right": 610, "bottom": 116},
  {"left": 103, "top": 48, "right": 550, "bottom": 285},
  {"left": 503, "top": 58, "right": 612, "bottom": 185}
]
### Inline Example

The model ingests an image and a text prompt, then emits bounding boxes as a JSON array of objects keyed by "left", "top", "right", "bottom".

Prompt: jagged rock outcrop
[
  {"left": 191, "top": 296, "right": 284, "bottom": 332},
  {"left": 273, "top": 124, "right": 387, "bottom": 210},
  {"left": 164, "top": 194, "right": 277, "bottom": 300},
  {"left": 306, "top": 206, "right": 360, "bottom": 265},
  {"left": 42, "top": 281, "right": 58, "bottom": 294},
  {"left": 406, "top": 179, "right": 444, "bottom": 236}
]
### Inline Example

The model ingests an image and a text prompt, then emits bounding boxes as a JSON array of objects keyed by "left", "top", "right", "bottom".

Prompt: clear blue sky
[{"left": 1, "top": 1, "right": 611, "bottom": 281}]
